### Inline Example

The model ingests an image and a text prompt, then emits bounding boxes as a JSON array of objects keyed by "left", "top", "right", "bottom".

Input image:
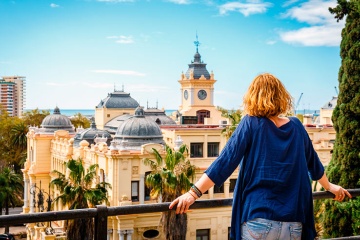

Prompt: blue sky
[{"left": 0, "top": 0, "right": 344, "bottom": 111}]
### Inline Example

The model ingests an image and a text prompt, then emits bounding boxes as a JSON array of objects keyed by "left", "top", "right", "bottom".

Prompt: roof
[
  {"left": 73, "top": 120, "right": 113, "bottom": 147},
  {"left": 96, "top": 90, "right": 139, "bottom": 109},
  {"left": 321, "top": 96, "right": 338, "bottom": 109},
  {"left": 185, "top": 51, "right": 210, "bottom": 79},
  {"left": 40, "top": 107, "right": 75, "bottom": 134}
]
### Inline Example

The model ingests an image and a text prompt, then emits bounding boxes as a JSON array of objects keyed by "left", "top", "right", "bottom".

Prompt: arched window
[{"left": 196, "top": 110, "right": 210, "bottom": 124}]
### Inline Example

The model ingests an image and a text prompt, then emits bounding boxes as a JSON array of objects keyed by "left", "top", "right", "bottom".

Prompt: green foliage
[
  {"left": 51, "top": 158, "right": 111, "bottom": 240},
  {"left": 218, "top": 107, "right": 242, "bottom": 140},
  {"left": 0, "top": 167, "right": 23, "bottom": 233},
  {"left": 143, "top": 145, "right": 196, "bottom": 240},
  {"left": 70, "top": 113, "right": 91, "bottom": 129},
  {"left": 318, "top": 0, "right": 360, "bottom": 237},
  {"left": 22, "top": 108, "right": 50, "bottom": 127}
]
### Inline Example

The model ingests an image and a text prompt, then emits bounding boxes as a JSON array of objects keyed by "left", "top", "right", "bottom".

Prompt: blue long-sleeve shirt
[{"left": 205, "top": 115, "right": 324, "bottom": 240}]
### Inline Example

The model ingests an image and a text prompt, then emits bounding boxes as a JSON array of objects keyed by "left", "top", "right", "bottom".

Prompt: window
[
  {"left": 196, "top": 110, "right": 210, "bottom": 124},
  {"left": 131, "top": 181, "right": 139, "bottom": 201},
  {"left": 213, "top": 184, "right": 224, "bottom": 193},
  {"left": 196, "top": 229, "right": 210, "bottom": 240},
  {"left": 230, "top": 179, "right": 237, "bottom": 193},
  {"left": 207, "top": 142, "right": 219, "bottom": 157},
  {"left": 145, "top": 172, "right": 151, "bottom": 201},
  {"left": 191, "top": 143, "right": 203, "bottom": 158}
]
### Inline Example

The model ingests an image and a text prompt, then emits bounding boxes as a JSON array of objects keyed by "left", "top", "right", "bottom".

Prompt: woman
[{"left": 169, "top": 73, "right": 351, "bottom": 240}]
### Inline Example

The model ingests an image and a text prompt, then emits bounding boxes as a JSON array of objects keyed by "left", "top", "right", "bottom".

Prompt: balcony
[{"left": 0, "top": 190, "right": 359, "bottom": 240}]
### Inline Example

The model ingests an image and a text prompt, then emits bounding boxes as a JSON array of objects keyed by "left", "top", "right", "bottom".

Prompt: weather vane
[{"left": 194, "top": 32, "right": 200, "bottom": 53}]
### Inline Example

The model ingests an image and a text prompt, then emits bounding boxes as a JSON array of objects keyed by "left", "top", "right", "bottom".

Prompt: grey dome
[
  {"left": 73, "top": 120, "right": 112, "bottom": 147},
  {"left": 104, "top": 108, "right": 176, "bottom": 135},
  {"left": 114, "top": 107, "right": 164, "bottom": 150},
  {"left": 96, "top": 90, "right": 139, "bottom": 109},
  {"left": 185, "top": 50, "right": 210, "bottom": 79},
  {"left": 40, "top": 107, "right": 75, "bottom": 133},
  {"left": 321, "top": 96, "right": 338, "bottom": 109}
]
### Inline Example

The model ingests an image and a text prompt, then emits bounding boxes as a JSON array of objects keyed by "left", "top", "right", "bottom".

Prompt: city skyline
[{"left": 1, "top": 0, "right": 344, "bottom": 111}]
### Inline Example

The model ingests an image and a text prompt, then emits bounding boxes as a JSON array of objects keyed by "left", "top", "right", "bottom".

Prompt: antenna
[
  {"left": 334, "top": 86, "right": 338, "bottom": 95},
  {"left": 194, "top": 31, "right": 200, "bottom": 53}
]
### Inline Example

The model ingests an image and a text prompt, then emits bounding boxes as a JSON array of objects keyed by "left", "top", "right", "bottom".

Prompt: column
[
  {"left": 24, "top": 178, "right": 29, "bottom": 208},
  {"left": 118, "top": 230, "right": 126, "bottom": 240},
  {"left": 224, "top": 180, "right": 230, "bottom": 198},
  {"left": 127, "top": 230, "right": 134, "bottom": 240},
  {"left": 107, "top": 229, "right": 113, "bottom": 240},
  {"left": 29, "top": 183, "right": 35, "bottom": 213},
  {"left": 139, "top": 174, "right": 145, "bottom": 204},
  {"left": 211, "top": 89, "right": 214, "bottom": 105}
]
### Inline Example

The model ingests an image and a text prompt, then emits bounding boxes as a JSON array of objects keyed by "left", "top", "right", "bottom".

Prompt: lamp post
[{"left": 30, "top": 180, "right": 54, "bottom": 234}]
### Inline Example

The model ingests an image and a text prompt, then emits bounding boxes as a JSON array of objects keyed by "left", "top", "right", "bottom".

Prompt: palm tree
[
  {"left": 22, "top": 108, "right": 50, "bottom": 127},
  {"left": 70, "top": 113, "right": 91, "bottom": 129},
  {"left": 218, "top": 107, "right": 242, "bottom": 140},
  {"left": 0, "top": 167, "right": 23, "bottom": 233},
  {"left": 51, "top": 158, "right": 111, "bottom": 240},
  {"left": 143, "top": 145, "right": 196, "bottom": 240}
]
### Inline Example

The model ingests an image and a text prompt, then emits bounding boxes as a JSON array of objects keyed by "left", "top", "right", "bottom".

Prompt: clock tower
[{"left": 178, "top": 36, "right": 224, "bottom": 125}]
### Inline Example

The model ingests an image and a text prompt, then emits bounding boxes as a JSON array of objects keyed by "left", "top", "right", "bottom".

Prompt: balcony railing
[{"left": 0, "top": 189, "right": 359, "bottom": 240}]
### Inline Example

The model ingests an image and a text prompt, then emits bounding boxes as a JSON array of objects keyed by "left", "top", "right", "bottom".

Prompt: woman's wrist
[{"left": 188, "top": 191, "right": 198, "bottom": 199}]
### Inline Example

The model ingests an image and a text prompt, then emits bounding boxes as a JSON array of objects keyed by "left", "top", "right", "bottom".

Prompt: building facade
[{"left": 0, "top": 76, "right": 26, "bottom": 117}]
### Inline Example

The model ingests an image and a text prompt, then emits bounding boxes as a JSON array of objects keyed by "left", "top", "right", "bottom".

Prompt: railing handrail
[{"left": 0, "top": 189, "right": 359, "bottom": 239}]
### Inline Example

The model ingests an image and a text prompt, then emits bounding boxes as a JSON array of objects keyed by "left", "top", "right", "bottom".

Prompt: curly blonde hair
[{"left": 243, "top": 73, "right": 293, "bottom": 117}]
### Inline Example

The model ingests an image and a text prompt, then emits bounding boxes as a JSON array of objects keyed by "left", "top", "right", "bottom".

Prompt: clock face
[
  {"left": 184, "top": 90, "right": 188, "bottom": 100},
  {"left": 198, "top": 90, "right": 207, "bottom": 100}
]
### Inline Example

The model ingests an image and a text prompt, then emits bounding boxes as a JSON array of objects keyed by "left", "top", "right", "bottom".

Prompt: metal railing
[{"left": 0, "top": 189, "right": 359, "bottom": 240}]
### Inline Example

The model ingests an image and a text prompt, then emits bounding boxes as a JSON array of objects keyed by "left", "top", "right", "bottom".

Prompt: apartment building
[{"left": 0, "top": 76, "right": 26, "bottom": 117}]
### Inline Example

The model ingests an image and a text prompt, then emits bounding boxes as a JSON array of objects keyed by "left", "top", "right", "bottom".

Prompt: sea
[{"left": 25, "top": 109, "right": 177, "bottom": 117}]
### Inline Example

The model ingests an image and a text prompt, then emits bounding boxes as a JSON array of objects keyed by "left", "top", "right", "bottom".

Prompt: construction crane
[
  {"left": 334, "top": 86, "right": 339, "bottom": 95},
  {"left": 294, "top": 93, "right": 303, "bottom": 115}
]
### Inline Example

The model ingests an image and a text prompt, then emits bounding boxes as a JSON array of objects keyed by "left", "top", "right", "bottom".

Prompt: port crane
[{"left": 294, "top": 93, "right": 303, "bottom": 115}]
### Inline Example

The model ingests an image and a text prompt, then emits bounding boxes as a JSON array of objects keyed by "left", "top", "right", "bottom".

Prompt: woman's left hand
[
  {"left": 169, "top": 192, "right": 196, "bottom": 214},
  {"left": 328, "top": 183, "right": 352, "bottom": 202}
]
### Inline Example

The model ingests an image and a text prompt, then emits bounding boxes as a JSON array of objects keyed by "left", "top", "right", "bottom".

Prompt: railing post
[{"left": 95, "top": 205, "right": 108, "bottom": 240}]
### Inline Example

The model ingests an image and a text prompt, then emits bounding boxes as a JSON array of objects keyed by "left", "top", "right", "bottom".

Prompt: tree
[
  {"left": 320, "top": 0, "right": 360, "bottom": 237},
  {"left": 143, "top": 145, "right": 196, "bottom": 240},
  {"left": 22, "top": 108, "right": 50, "bottom": 127},
  {"left": 51, "top": 158, "right": 111, "bottom": 240},
  {"left": 218, "top": 107, "right": 242, "bottom": 140},
  {"left": 0, "top": 167, "right": 23, "bottom": 234},
  {"left": 70, "top": 113, "right": 91, "bottom": 129}
]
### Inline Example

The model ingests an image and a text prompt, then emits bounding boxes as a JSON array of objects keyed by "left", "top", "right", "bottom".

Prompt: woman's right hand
[{"left": 169, "top": 192, "right": 196, "bottom": 214}]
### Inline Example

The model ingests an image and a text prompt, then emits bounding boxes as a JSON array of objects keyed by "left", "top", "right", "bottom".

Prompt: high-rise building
[{"left": 0, "top": 76, "right": 26, "bottom": 117}]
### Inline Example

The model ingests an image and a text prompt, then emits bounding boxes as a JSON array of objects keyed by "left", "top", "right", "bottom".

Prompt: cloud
[
  {"left": 107, "top": 35, "right": 134, "bottom": 44},
  {"left": 166, "top": 0, "right": 191, "bottom": 4},
  {"left": 46, "top": 82, "right": 77, "bottom": 87},
  {"left": 279, "top": 0, "right": 344, "bottom": 47},
  {"left": 92, "top": 70, "right": 146, "bottom": 76},
  {"left": 50, "top": 3, "right": 60, "bottom": 8},
  {"left": 219, "top": 0, "right": 273, "bottom": 16},
  {"left": 82, "top": 82, "right": 113, "bottom": 88},
  {"left": 266, "top": 40, "right": 277, "bottom": 45},
  {"left": 126, "top": 84, "right": 170, "bottom": 92},
  {"left": 282, "top": 0, "right": 300, "bottom": 7},
  {"left": 97, "top": 0, "right": 134, "bottom": 2}
]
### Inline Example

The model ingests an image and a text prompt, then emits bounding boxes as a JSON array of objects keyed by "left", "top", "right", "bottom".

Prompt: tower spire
[{"left": 194, "top": 32, "right": 200, "bottom": 53}]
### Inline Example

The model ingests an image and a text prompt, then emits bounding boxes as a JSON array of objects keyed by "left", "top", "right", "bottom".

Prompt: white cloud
[
  {"left": 107, "top": 35, "right": 134, "bottom": 44},
  {"left": 280, "top": 0, "right": 345, "bottom": 47},
  {"left": 97, "top": 0, "right": 134, "bottom": 2},
  {"left": 92, "top": 70, "right": 146, "bottom": 76},
  {"left": 82, "top": 82, "right": 113, "bottom": 88},
  {"left": 166, "top": 0, "right": 191, "bottom": 4},
  {"left": 266, "top": 40, "right": 277, "bottom": 45},
  {"left": 282, "top": 0, "right": 300, "bottom": 7},
  {"left": 219, "top": 0, "right": 273, "bottom": 16},
  {"left": 50, "top": 3, "right": 60, "bottom": 8},
  {"left": 126, "top": 84, "right": 170, "bottom": 92}
]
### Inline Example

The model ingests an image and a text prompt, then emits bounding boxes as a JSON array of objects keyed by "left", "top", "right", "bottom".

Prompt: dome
[
  {"left": 73, "top": 120, "right": 113, "bottom": 147},
  {"left": 96, "top": 90, "right": 139, "bottom": 109},
  {"left": 114, "top": 107, "right": 165, "bottom": 150},
  {"left": 321, "top": 96, "right": 338, "bottom": 109},
  {"left": 185, "top": 51, "right": 210, "bottom": 79},
  {"left": 40, "top": 107, "right": 75, "bottom": 134}
]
